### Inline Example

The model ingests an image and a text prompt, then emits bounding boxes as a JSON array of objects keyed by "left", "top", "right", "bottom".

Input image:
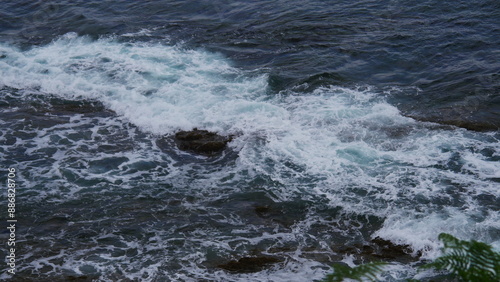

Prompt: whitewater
[{"left": 0, "top": 33, "right": 498, "bottom": 281}]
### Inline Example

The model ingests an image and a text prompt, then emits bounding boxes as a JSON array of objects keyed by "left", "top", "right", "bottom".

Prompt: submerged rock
[
  {"left": 218, "top": 256, "right": 281, "bottom": 273},
  {"left": 335, "top": 237, "right": 421, "bottom": 264},
  {"left": 254, "top": 205, "right": 272, "bottom": 216},
  {"left": 48, "top": 100, "right": 111, "bottom": 115},
  {"left": 174, "top": 128, "right": 232, "bottom": 155},
  {"left": 66, "top": 275, "right": 95, "bottom": 281},
  {"left": 407, "top": 114, "right": 499, "bottom": 132}
]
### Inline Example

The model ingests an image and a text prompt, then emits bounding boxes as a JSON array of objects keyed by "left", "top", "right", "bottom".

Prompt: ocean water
[{"left": 0, "top": 1, "right": 499, "bottom": 281}]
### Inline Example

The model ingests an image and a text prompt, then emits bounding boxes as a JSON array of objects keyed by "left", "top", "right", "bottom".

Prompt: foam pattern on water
[
  {"left": 0, "top": 33, "right": 269, "bottom": 134},
  {"left": 1, "top": 34, "right": 499, "bottom": 281}
]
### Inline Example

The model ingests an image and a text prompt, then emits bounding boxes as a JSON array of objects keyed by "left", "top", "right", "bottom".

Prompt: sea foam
[{"left": 1, "top": 33, "right": 498, "bottom": 280}]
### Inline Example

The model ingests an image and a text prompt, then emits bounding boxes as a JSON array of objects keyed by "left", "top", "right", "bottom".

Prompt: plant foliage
[
  {"left": 422, "top": 233, "right": 500, "bottom": 282},
  {"left": 323, "top": 262, "right": 387, "bottom": 282},
  {"left": 323, "top": 233, "right": 500, "bottom": 281}
]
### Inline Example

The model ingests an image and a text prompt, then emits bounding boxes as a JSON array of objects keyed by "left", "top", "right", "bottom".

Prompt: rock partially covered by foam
[
  {"left": 174, "top": 128, "right": 232, "bottom": 155},
  {"left": 334, "top": 237, "right": 421, "bottom": 264},
  {"left": 218, "top": 256, "right": 282, "bottom": 273}
]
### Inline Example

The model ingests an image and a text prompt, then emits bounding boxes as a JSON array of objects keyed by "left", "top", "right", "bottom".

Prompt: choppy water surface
[{"left": 0, "top": 1, "right": 499, "bottom": 281}]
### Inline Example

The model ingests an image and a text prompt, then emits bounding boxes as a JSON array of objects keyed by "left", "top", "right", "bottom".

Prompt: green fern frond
[
  {"left": 322, "top": 234, "right": 499, "bottom": 281},
  {"left": 323, "top": 261, "right": 388, "bottom": 282},
  {"left": 422, "top": 233, "right": 500, "bottom": 282}
]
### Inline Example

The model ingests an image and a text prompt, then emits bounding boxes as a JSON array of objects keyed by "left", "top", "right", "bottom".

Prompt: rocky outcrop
[
  {"left": 173, "top": 128, "right": 232, "bottom": 155},
  {"left": 335, "top": 237, "right": 421, "bottom": 264},
  {"left": 367, "top": 237, "right": 421, "bottom": 261},
  {"left": 407, "top": 114, "right": 499, "bottom": 132}
]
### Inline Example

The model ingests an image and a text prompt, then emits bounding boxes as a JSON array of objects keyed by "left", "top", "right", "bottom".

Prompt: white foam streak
[{"left": 1, "top": 33, "right": 269, "bottom": 134}]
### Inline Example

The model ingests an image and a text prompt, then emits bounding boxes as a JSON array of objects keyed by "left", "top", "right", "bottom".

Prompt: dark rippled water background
[{"left": 0, "top": 1, "right": 499, "bottom": 281}]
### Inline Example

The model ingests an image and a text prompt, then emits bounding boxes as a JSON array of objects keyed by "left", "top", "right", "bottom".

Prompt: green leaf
[
  {"left": 422, "top": 233, "right": 500, "bottom": 282},
  {"left": 321, "top": 234, "right": 500, "bottom": 281}
]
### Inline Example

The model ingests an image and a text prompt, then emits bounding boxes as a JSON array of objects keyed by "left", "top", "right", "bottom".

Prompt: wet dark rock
[
  {"left": 210, "top": 191, "right": 309, "bottom": 228},
  {"left": 14, "top": 96, "right": 115, "bottom": 118},
  {"left": 368, "top": 237, "right": 421, "bottom": 260},
  {"left": 335, "top": 237, "right": 421, "bottom": 264},
  {"left": 407, "top": 114, "right": 499, "bottom": 132},
  {"left": 66, "top": 275, "right": 94, "bottom": 281},
  {"left": 218, "top": 256, "right": 281, "bottom": 273},
  {"left": 47, "top": 99, "right": 112, "bottom": 116},
  {"left": 254, "top": 205, "right": 271, "bottom": 216},
  {"left": 173, "top": 128, "right": 232, "bottom": 155},
  {"left": 252, "top": 204, "right": 297, "bottom": 227},
  {"left": 2, "top": 97, "right": 114, "bottom": 129}
]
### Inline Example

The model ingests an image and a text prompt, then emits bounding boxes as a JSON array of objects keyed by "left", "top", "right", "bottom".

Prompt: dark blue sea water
[{"left": 0, "top": 1, "right": 499, "bottom": 281}]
